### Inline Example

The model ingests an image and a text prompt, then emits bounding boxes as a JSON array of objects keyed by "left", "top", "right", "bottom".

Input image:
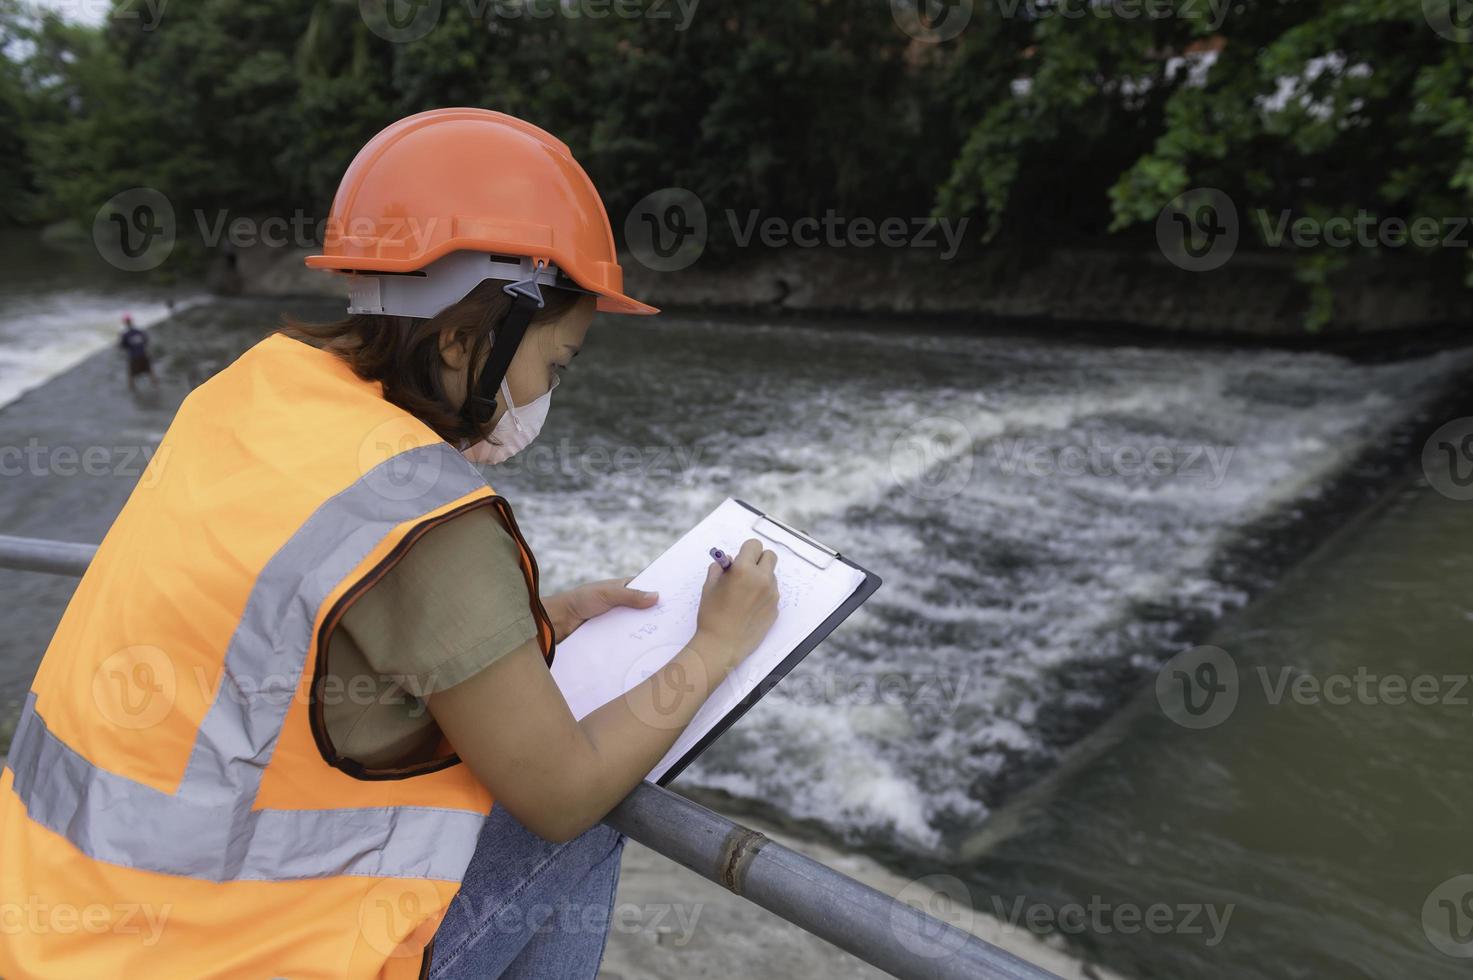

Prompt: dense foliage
[{"left": 2, "top": 0, "right": 1470, "bottom": 324}]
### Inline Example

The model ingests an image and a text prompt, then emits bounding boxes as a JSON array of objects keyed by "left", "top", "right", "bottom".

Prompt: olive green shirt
[{"left": 321, "top": 506, "right": 539, "bottom": 769}]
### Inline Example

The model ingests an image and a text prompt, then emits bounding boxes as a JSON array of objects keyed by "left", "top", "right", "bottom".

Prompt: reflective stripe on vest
[
  {"left": 4, "top": 441, "right": 489, "bottom": 882},
  {"left": 8, "top": 691, "right": 484, "bottom": 882}
]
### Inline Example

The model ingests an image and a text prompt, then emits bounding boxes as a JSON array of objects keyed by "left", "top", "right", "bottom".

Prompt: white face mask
[{"left": 462, "top": 375, "right": 557, "bottom": 465}]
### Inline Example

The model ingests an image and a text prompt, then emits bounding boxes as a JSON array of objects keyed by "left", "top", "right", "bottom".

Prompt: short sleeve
[{"left": 338, "top": 506, "right": 540, "bottom": 697}]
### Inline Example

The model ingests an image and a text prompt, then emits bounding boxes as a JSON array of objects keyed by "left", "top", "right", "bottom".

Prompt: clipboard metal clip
[{"left": 751, "top": 512, "right": 839, "bottom": 569}]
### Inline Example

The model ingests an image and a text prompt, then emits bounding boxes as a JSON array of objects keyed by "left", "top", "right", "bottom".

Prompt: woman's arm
[{"left": 427, "top": 539, "right": 778, "bottom": 842}]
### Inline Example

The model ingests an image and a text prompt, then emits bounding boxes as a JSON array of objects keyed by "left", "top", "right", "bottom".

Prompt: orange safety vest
[{"left": 0, "top": 333, "right": 555, "bottom": 978}]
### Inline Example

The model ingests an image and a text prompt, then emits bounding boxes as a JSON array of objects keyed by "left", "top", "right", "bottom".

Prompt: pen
[{"left": 709, "top": 547, "right": 732, "bottom": 571}]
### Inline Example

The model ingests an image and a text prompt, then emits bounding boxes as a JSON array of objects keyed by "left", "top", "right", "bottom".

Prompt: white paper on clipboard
[{"left": 549, "top": 497, "right": 867, "bottom": 782}]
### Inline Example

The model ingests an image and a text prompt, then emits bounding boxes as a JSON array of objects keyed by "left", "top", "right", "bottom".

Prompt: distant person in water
[{"left": 119, "top": 313, "right": 156, "bottom": 391}]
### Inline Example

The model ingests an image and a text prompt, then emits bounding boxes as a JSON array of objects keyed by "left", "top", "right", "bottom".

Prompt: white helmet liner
[{"left": 345, "top": 251, "right": 591, "bottom": 319}]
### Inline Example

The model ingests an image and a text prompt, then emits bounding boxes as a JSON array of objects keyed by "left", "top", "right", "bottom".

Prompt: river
[
  {"left": 962, "top": 474, "right": 1473, "bottom": 979},
  {"left": 1, "top": 229, "right": 1470, "bottom": 979}
]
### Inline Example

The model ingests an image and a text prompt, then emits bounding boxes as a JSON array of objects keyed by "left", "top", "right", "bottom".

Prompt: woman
[{"left": 0, "top": 108, "right": 779, "bottom": 979}]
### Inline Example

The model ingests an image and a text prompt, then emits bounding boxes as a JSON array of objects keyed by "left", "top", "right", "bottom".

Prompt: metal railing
[{"left": 0, "top": 533, "right": 1061, "bottom": 980}]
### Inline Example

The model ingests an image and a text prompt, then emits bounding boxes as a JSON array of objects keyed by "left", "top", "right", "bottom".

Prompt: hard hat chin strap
[{"left": 462, "top": 265, "right": 547, "bottom": 429}]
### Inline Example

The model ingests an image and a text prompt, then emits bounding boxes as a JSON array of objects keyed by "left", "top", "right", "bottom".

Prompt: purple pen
[{"left": 709, "top": 547, "right": 733, "bottom": 571}]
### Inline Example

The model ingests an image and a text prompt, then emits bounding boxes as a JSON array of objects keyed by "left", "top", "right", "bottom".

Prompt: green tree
[
  {"left": 936, "top": 0, "right": 1473, "bottom": 327},
  {"left": 0, "top": 0, "right": 37, "bottom": 223}
]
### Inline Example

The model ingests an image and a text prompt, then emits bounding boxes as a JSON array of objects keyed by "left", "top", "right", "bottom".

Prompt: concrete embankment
[{"left": 227, "top": 239, "right": 1463, "bottom": 339}]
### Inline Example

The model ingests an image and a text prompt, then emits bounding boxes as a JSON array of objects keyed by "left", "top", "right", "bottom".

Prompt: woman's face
[
  {"left": 499, "top": 294, "right": 595, "bottom": 414},
  {"left": 440, "top": 293, "right": 595, "bottom": 455}
]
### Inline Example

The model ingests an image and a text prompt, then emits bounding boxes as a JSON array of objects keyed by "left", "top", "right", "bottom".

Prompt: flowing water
[
  {"left": 0, "top": 231, "right": 202, "bottom": 407},
  {"left": 1, "top": 230, "right": 1470, "bottom": 978},
  {"left": 961, "top": 476, "right": 1473, "bottom": 980}
]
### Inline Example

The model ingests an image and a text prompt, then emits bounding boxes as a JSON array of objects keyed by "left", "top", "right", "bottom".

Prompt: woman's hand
[
  {"left": 691, "top": 538, "right": 779, "bottom": 671},
  {"left": 543, "top": 577, "right": 659, "bottom": 642}
]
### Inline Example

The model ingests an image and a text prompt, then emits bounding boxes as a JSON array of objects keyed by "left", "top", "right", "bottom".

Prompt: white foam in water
[
  {"left": 485, "top": 327, "right": 1473, "bottom": 854},
  {"left": 0, "top": 292, "right": 206, "bottom": 409}
]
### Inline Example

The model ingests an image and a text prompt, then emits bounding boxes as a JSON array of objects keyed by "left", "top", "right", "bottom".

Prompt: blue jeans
[{"left": 426, "top": 805, "right": 626, "bottom": 979}]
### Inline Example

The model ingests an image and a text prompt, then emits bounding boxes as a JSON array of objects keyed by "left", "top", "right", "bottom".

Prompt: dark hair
[{"left": 282, "top": 280, "right": 583, "bottom": 446}]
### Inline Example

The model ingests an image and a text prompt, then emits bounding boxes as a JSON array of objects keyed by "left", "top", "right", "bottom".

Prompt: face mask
[{"left": 462, "top": 375, "right": 557, "bottom": 465}]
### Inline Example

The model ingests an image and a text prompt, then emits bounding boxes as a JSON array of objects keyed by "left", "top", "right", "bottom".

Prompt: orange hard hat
[{"left": 305, "top": 107, "right": 657, "bottom": 317}]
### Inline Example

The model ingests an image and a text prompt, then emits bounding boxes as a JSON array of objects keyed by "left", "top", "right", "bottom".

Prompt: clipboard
[
  {"left": 548, "top": 497, "right": 882, "bottom": 786},
  {"left": 655, "top": 499, "right": 882, "bottom": 785}
]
